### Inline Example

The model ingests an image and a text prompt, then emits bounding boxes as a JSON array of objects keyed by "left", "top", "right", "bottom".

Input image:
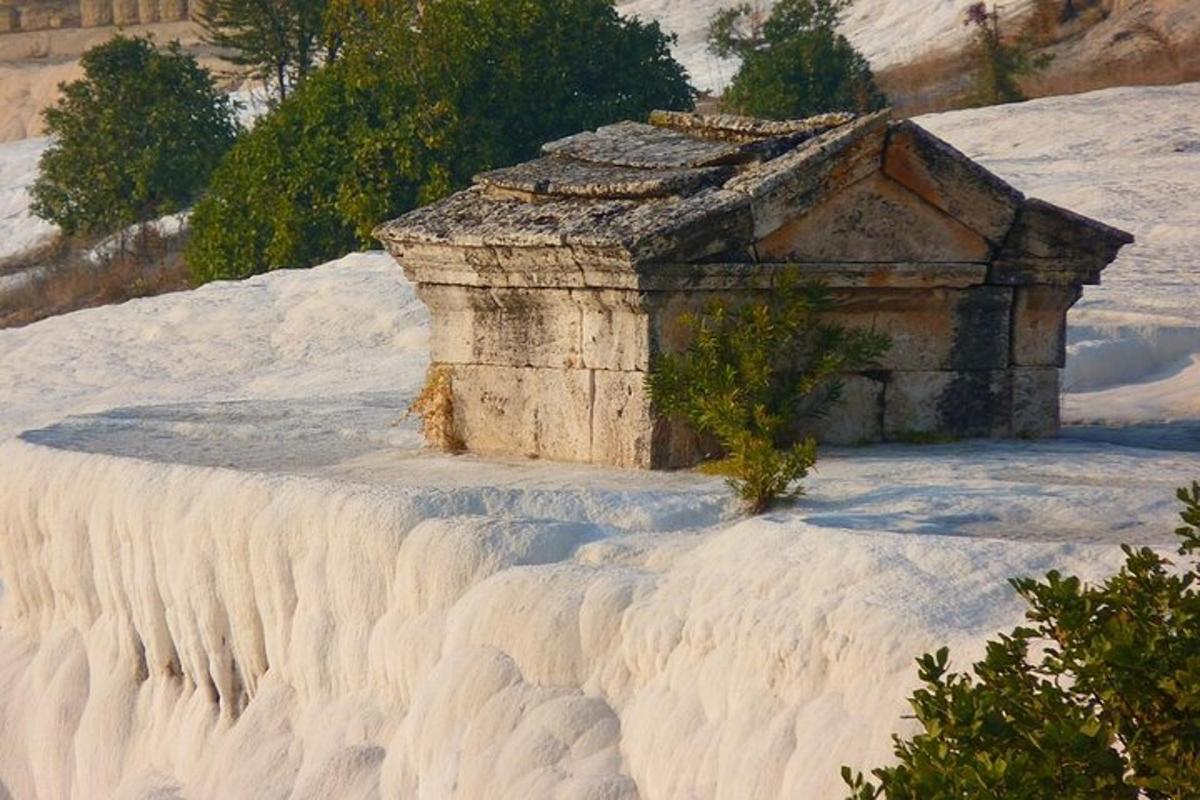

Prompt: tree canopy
[
  {"left": 709, "top": 0, "right": 886, "bottom": 120},
  {"left": 31, "top": 36, "right": 238, "bottom": 238},
  {"left": 199, "top": 0, "right": 341, "bottom": 100},
  {"left": 188, "top": 0, "right": 694, "bottom": 283}
]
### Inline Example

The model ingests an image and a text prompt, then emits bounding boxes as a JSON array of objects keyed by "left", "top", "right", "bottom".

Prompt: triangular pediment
[
  {"left": 882, "top": 121, "right": 1025, "bottom": 247},
  {"left": 755, "top": 170, "right": 992, "bottom": 263}
]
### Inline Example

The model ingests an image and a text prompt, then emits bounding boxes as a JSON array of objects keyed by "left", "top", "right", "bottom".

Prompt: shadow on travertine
[
  {"left": 1062, "top": 420, "right": 1200, "bottom": 453},
  {"left": 15, "top": 392, "right": 1197, "bottom": 545}
]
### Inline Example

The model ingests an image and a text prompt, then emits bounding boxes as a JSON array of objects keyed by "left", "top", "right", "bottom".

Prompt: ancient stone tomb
[{"left": 376, "top": 110, "right": 1133, "bottom": 469}]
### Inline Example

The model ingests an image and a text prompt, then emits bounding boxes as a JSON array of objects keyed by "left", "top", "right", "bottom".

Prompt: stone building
[
  {"left": 0, "top": 0, "right": 196, "bottom": 32},
  {"left": 376, "top": 110, "right": 1132, "bottom": 469}
]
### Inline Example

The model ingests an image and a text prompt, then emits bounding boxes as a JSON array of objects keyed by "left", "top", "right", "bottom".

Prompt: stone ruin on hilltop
[
  {"left": 376, "top": 109, "right": 1133, "bottom": 469},
  {"left": 0, "top": 0, "right": 196, "bottom": 32}
]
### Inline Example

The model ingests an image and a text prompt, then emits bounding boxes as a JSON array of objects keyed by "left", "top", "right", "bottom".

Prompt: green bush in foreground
[
  {"left": 32, "top": 36, "right": 238, "bottom": 238},
  {"left": 844, "top": 482, "right": 1200, "bottom": 800},
  {"left": 647, "top": 283, "right": 889, "bottom": 514},
  {"left": 187, "top": 0, "right": 694, "bottom": 284}
]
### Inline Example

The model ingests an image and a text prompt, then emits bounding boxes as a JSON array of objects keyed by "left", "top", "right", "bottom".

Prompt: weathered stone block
[
  {"left": 450, "top": 364, "right": 593, "bottom": 462},
  {"left": 0, "top": 6, "right": 17, "bottom": 31},
  {"left": 112, "top": 0, "right": 138, "bottom": 24},
  {"left": 883, "top": 121, "right": 1022, "bottom": 246},
  {"left": 633, "top": 261, "right": 990, "bottom": 292},
  {"left": 794, "top": 375, "right": 885, "bottom": 445},
  {"left": 542, "top": 120, "right": 749, "bottom": 169},
  {"left": 624, "top": 188, "right": 756, "bottom": 264},
  {"left": 992, "top": 198, "right": 1133, "bottom": 285},
  {"left": 14, "top": 4, "right": 50, "bottom": 28},
  {"left": 581, "top": 291, "right": 650, "bottom": 372},
  {"left": 730, "top": 112, "right": 890, "bottom": 240},
  {"left": 136, "top": 0, "right": 157, "bottom": 21},
  {"left": 756, "top": 172, "right": 992, "bottom": 264},
  {"left": 885, "top": 370, "right": 1012, "bottom": 439},
  {"left": 827, "top": 287, "right": 1012, "bottom": 372},
  {"left": 416, "top": 284, "right": 474, "bottom": 364},
  {"left": 1011, "top": 285, "right": 1081, "bottom": 367},
  {"left": 642, "top": 286, "right": 1013, "bottom": 372},
  {"left": 159, "top": 0, "right": 186, "bottom": 20},
  {"left": 419, "top": 285, "right": 584, "bottom": 369},
  {"left": 591, "top": 370, "right": 653, "bottom": 468},
  {"left": 79, "top": 0, "right": 112, "bottom": 25},
  {"left": 594, "top": 370, "right": 720, "bottom": 469},
  {"left": 1012, "top": 367, "right": 1060, "bottom": 439}
]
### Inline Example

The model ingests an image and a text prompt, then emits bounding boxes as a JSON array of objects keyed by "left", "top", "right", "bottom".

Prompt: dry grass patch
[
  {"left": 0, "top": 226, "right": 191, "bottom": 328},
  {"left": 408, "top": 365, "right": 465, "bottom": 453}
]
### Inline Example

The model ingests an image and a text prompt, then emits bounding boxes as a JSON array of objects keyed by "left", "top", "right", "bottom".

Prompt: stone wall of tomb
[{"left": 419, "top": 275, "right": 1081, "bottom": 469}]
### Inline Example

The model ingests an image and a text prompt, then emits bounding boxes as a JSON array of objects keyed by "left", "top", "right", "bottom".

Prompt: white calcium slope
[
  {"left": 0, "top": 135, "right": 55, "bottom": 260},
  {"left": 0, "top": 85, "right": 1198, "bottom": 799},
  {"left": 615, "top": 0, "right": 1030, "bottom": 92}
]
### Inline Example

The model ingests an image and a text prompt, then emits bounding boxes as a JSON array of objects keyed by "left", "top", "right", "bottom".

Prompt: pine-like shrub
[
  {"left": 647, "top": 283, "right": 890, "bottom": 514},
  {"left": 199, "top": 0, "right": 334, "bottom": 100},
  {"left": 31, "top": 36, "right": 238, "bottom": 238},
  {"left": 963, "top": 2, "right": 1052, "bottom": 106},
  {"left": 844, "top": 482, "right": 1200, "bottom": 799}
]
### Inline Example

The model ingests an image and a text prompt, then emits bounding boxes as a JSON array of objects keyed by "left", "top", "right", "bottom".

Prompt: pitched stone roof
[{"left": 375, "top": 109, "right": 1133, "bottom": 289}]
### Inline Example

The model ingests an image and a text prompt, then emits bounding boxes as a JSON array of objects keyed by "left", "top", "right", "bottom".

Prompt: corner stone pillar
[
  {"left": 1011, "top": 285, "right": 1081, "bottom": 367},
  {"left": 79, "top": 0, "right": 113, "bottom": 26},
  {"left": 0, "top": 6, "right": 17, "bottom": 31},
  {"left": 136, "top": 0, "right": 158, "bottom": 23},
  {"left": 160, "top": 0, "right": 187, "bottom": 20},
  {"left": 112, "top": 0, "right": 139, "bottom": 24}
]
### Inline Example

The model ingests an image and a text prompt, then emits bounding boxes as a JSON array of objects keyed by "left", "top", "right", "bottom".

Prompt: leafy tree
[
  {"left": 31, "top": 36, "right": 238, "bottom": 238},
  {"left": 844, "top": 482, "right": 1200, "bottom": 799},
  {"left": 199, "top": 0, "right": 342, "bottom": 100},
  {"left": 708, "top": 0, "right": 885, "bottom": 120},
  {"left": 647, "top": 283, "right": 890, "bottom": 514},
  {"left": 187, "top": 0, "right": 694, "bottom": 283},
  {"left": 401, "top": 0, "right": 693, "bottom": 184},
  {"left": 963, "top": 2, "right": 1051, "bottom": 106}
]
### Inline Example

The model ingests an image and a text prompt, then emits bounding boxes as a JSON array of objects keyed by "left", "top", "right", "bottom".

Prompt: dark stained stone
[
  {"left": 884, "top": 120, "right": 1024, "bottom": 247},
  {"left": 991, "top": 198, "right": 1135, "bottom": 285},
  {"left": 936, "top": 370, "right": 1013, "bottom": 438},
  {"left": 949, "top": 286, "right": 1013, "bottom": 370}
]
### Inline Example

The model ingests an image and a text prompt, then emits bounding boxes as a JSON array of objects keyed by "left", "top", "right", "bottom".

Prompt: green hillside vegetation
[{"left": 187, "top": 0, "right": 694, "bottom": 283}]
